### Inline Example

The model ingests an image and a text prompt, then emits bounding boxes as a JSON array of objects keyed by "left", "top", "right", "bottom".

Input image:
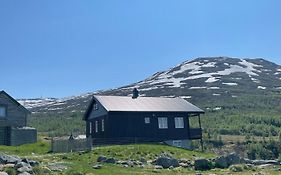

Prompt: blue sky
[{"left": 1, "top": 0, "right": 281, "bottom": 98}]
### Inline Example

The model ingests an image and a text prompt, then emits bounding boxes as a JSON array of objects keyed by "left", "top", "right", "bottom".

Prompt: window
[
  {"left": 173, "top": 140, "right": 182, "bottom": 147},
  {"left": 144, "top": 117, "right": 150, "bottom": 124},
  {"left": 175, "top": 117, "right": 184, "bottom": 128},
  {"left": 101, "top": 119, "right": 104, "bottom": 132},
  {"left": 93, "top": 103, "right": 98, "bottom": 110},
  {"left": 89, "top": 122, "right": 92, "bottom": 134},
  {"left": 0, "top": 106, "right": 6, "bottom": 118},
  {"left": 158, "top": 117, "right": 168, "bottom": 129},
  {"left": 95, "top": 121, "right": 98, "bottom": 133}
]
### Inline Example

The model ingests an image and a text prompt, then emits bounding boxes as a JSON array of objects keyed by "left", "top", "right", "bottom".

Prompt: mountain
[{"left": 18, "top": 57, "right": 281, "bottom": 114}]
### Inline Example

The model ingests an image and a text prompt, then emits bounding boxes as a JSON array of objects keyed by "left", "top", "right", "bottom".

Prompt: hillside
[
  {"left": 19, "top": 57, "right": 281, "bottom": 113},
  {"left": 18, "top": 57, "right": 281, "bottom": 137}
]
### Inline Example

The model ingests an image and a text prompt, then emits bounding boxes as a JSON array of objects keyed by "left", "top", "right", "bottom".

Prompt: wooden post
[{"left": 198, "top": 115, "right": 204, "bottom": 152}]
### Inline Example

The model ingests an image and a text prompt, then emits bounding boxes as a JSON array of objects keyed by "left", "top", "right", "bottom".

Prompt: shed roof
[{"left": 94, "top": 95, "right": 204, "bottom": 113}]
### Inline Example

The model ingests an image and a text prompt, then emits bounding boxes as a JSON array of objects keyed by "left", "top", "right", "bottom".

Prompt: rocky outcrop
[
  {"left": 0, "top": 153, "right": 38, "bottom": 175},
  {"left": 155, "top": 156, "right": 179, "bottom": 168},
  {"left": 194, "top": 159, "right": 212, "bottom": 170}
]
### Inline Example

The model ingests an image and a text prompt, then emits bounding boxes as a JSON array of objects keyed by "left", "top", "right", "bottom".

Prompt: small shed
[
  {"left": 83, "top": 92, "right": 204, "bottom": 149},
  {"left": 0, "top": 90, "right": 37, "bottom": 146}
]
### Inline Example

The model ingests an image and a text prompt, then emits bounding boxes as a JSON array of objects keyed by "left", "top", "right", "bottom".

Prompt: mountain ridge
[{"left": 18, "top": 56, "right": 281, "bottom": 114}]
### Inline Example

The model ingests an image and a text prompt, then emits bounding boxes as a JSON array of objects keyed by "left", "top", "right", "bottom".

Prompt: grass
[
  {"left": 2, "top": 141, "right": 281, "bottom": 174},
  {"left": 0, "top": 140, "right": 50, "bottom": 156}
]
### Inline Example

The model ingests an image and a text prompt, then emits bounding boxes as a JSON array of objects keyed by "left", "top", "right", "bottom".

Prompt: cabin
[
  {"left": 0, "top": 90, "right": 37, "bottom": 146},
  {"left": 83, "top": 90, "right": 204, "bottom": 149}
]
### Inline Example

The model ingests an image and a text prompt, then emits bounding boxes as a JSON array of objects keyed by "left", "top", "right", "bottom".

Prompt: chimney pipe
[{"left": 132, "top": 88, "right": 139, "bottom": 99}]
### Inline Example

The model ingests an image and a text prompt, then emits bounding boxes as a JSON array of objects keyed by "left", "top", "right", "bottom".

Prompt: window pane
[
  {"left": 95, "top": 121, "right": 98, "bottom": 133},
  {"left": 144, "top": 117, "right": 150, "bottom": 124},
  {"left": 102, "top": 119, "right": 104, "bottom": 131},
  {"left": 89, "top": 122, "right": 92, "bottom": 134},
  {"left": 158, "top": 117, "right": 168, "bottom": 129},
  {"left": 175, "top": 117, "right": 184, "bottom": 128},
  {"left": 0, "top": 107, "right": 6, "bottom": 117}
]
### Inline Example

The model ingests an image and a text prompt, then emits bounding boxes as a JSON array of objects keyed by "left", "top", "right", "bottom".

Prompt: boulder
[
  {"left": 97, "top": 156, "right": 107, "bottom": 163},
  {"left": 104, "top": 158, "right": 116, "bottom": 164},
  {"left": 214, "top": 156, "right": 229, "bottom": 168},
  {"left": 155, "top": 157, "right": 179, "bottom": 169},
  {"left": 194, "top": 159, "right": 212, "bottom": 170},
  {"left": 0, "top": 172, "right": 8, "bottom": 175},
  {"left": 225, "top": 153, "right": 241, "bottom": 165},
  {"left": 22, "top": 158, "right": 39, "bottom": 167},
  {"left": 0, "top": 154, "right": 21, "bottom": 164},
  {"left": 16, "top": 162, "right": 32, "bottom": 173}
]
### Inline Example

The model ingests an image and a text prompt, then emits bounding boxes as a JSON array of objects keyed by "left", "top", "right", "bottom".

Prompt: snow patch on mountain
[
  {"left": 258, "top": 86, "right": 266, "bottom": 90},
  {"left": 222, "top": 82, "right": 238, "bottom": 86}
]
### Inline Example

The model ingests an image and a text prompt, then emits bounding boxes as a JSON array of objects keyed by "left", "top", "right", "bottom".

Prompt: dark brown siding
[{"left": 105, "top": 112, "right": 190, "bottom": 141}]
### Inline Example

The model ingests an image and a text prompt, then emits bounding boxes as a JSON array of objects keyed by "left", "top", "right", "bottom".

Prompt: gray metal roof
[{"left": 94, "top": 95, "right": 204, "bottom": 113}]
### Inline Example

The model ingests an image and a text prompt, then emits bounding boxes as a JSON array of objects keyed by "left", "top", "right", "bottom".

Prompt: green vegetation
[
  {"left": 28, "top": 112, "right": 85, "bottom": 137},
  {"left": 0, "top": 140, "right": 50, "bottom": 155}
]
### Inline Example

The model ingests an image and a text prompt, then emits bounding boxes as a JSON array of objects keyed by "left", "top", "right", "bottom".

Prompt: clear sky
[{"left": 1, "top": 0, "right": 281, "bottom": 99}]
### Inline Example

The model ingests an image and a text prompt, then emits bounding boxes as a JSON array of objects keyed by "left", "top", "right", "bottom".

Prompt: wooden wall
[{"left": 0, "top": 93, "right": 27, "bottom": 127}]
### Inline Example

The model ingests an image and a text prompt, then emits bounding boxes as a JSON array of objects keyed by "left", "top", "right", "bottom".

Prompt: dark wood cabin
[
  {"left": 0, "top": 90, "right": 37, "bottom": 145},
  {"left": 83, "top": 93, "right": 204, "bottom": 149}
]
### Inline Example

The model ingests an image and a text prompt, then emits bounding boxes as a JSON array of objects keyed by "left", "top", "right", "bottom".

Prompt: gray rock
[
  {"left": 0, "top": 172, "right": 8, "bottom": 175},
  {"left": 0, "top": 154, "right": 21, "bottom": 164},
  {"left": 97, "top": 156, "right": 107, "bottom": 162},
  {"left": 22, "top": 158, "right": 39, "bottom": 167},
  {"left": 104, "top": 157, "right": 116, "bottom": 164},
  {"left": 155, "top": 157, "right": 179, "bottom": 169},
  {"left": 140, "top": 158, "right": 147, "bottom": 164},
  {"left": 194, "top": 159, "right": 212, "bottom": 170},
  {"left": 154, "top": 165, "right": 163, "bottom": 169},
  {"left": 214, "top": 156, "right": 229, "bottom": 168},
  {"left": 229, "top": 165, "right": 243, "bottom": 172},
  {"left": 15, "top": 162, "right": 32, "bottom": 173},
  {"left": 258, "top": 164, "right": 275, "bottom": 169},
  {"left": 252, "top": 160, "right": 279, "bottom": 165},
  {"left": 225, "top": 153, "right": 241, "bottom": 165},
  {"left": 179, "top": 162, "right": 190, "bottom": 168},
  {"left": 93, "top": 164, "right": 102, "bottom": 169},
  {"left": 178, "top": 158, "right": 190, "bottom": 164}
]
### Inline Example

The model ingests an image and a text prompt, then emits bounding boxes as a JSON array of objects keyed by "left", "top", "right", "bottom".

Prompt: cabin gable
[
  {"left": 87, "top": 99, "right": 108, "bottom": 120},
  {"left": 0, "top": 92, "right": 29, "bottom": 127}
]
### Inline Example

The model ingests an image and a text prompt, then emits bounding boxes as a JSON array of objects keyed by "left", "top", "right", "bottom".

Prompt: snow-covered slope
[{"left": 19, "top": 57, "right": 281, "bottom": 113}]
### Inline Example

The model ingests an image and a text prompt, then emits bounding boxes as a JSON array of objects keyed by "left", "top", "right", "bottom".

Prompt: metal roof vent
[{"left": 132, "top": 88, "right": 139, "bottom": 99}]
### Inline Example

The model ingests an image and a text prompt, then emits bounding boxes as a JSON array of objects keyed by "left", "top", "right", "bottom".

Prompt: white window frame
[
  {"left": 101, "top": 119, "right": 104, "bottom": 132},
  {"left": 0, "top": 106, "right": 6, "bottom": 118},
  {"left": 95, "top": 121, "right": 98, "bottom": 133},
  {"left": 175, "top": 117, "right": 184, "bottom": 128},
  {"left": 173, "top": 140, "right": 182, "bottom": 147},
  {"left": 144, "top": 117, "right": 150, "bottom": 124},
  {"left": 93, "top": 103, "right": 98, "bottom": 110},
  {"left": 158, "top": 117, "right": 168, "bottom": 129},
  {"left": 89, "top": 122, "right": 92, "bottom": 134}
]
